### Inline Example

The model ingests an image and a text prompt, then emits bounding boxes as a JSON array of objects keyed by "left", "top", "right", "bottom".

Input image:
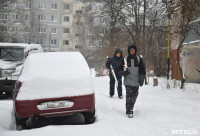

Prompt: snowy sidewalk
[{"left": 0, "top": 76, "right": 200, "bottom": 136}]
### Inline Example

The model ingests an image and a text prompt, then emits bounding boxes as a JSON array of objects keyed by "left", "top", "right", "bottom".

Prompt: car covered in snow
[
  {"left": 13, "top": 52, "right": 95, "bottom": 130},
  {"left": 0, "top": 43, "right": 43, "bottom": 98}
]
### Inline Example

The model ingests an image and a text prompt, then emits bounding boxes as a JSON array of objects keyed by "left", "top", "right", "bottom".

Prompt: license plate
[{"left": 37, "top": 100, "right": 74, "bottom": 110}]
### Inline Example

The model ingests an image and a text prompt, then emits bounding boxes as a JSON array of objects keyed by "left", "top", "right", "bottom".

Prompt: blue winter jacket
[{"left": 106, "top": 49, "right": 123, "bottom": 75}]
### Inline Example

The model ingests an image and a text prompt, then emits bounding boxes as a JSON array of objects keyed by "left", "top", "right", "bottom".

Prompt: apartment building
[
  {"left": 81, "top": 1, "right": 108, "bottom": 69},
  {"left": 23, "top": 0, "right": 62, "bottom": 52},
  {"left": 0, "top": 0, "right": 84, "bottom": 52},
  {"left": 61, "top": 0, "right": 84, "bottom": 51}
]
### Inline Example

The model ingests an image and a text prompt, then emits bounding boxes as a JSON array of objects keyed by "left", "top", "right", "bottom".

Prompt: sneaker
[
  {"left": 119, "top": 96, "right": 123, "bottom": 99},
  {"left": 127, "top": 114, "right": 133, "bottom": 118}
]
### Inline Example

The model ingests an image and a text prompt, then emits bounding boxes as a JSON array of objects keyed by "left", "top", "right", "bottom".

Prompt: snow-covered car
[
  {"left": 13, "top": 52, "right": 95, "bottom": 130},
  {"left": 0, "top": 43, "right": 43, "bottom": 98}
]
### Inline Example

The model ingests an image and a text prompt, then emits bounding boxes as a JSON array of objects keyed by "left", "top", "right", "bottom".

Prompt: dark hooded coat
[
  {"left": 106, "top": 49, "right": 123, "bottom": 75},
  {"left": 118, "top": 45, "right": 146, "bottom": 86}
]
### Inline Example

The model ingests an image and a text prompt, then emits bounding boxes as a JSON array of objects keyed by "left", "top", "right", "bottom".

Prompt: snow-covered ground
[{"left": 0, "top": 76, "right": 200, "bottom": 136}]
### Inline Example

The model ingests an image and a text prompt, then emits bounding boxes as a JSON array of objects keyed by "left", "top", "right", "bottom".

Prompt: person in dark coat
[
  {"left": 118, "top": 45, "right": 146, "bottom": 118},
  {"left": 106, "top": 49, "right": 123, "bottom": 99}
]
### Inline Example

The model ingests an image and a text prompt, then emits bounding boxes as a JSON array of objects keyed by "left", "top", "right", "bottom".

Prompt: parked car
[
  {"left": 0, "top": 43, "right": 43, "bottom": 98},
  {"left": 13, "top": 52, "right": 95, "bottom": 130}
]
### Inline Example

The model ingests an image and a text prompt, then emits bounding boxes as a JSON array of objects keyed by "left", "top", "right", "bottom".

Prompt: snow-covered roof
[
  {"left": 190, "top": 17, "right": 200, "bottom": 24},
  {"left": 0, "top": 43, "right": 36, "bottom": 48},
  {"left": 19, "top": 52, "right": 90, "bottom": 81},
  {"left": 0, "top": 43, "right": 43, "bottom": 53},
  {"left": 183, "top": 40, "right": 200, "bottom": 45}
]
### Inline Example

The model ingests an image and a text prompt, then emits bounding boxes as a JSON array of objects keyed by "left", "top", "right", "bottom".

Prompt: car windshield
[{"left": 0, "top": 47, "right": 24, "bottom": 61}]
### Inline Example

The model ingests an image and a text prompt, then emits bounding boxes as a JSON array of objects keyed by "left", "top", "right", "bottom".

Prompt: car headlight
[{"left": 1, "top": 70, "right": 15, "bottom": 78}]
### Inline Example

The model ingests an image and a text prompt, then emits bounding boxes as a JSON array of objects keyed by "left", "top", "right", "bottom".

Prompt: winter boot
[
  {"left": 119, "top": 96, "right": 123, "bottom": 99},
  {"left": 127, "top": 114, "right": 133, "bottom": 118},
  {"left": 126, "top": 110, "right": 133, "bottom": 118}
]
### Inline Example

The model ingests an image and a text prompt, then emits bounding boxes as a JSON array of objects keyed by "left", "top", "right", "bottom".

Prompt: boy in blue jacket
[{"left": 106, "top": 49, "right": 123, "bottom": 99}]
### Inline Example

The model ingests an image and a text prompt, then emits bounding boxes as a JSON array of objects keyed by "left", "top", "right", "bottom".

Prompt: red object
[
  {"left": 14, "top": 94, "right": 95, "bottom": 119},
  {"left": 16, "top": 81, "right": 22, "bottom": 89},
  {"left": 171, "top": 49, "right": 182, "bottom": 80}
]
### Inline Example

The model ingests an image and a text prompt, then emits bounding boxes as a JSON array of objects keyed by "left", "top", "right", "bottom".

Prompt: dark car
[{"left": 0, "top": 43, "right": 43, "bottom": 98}]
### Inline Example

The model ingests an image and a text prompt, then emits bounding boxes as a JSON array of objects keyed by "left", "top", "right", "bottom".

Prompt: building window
[
  {"left": 99, "top": 41, "right": 103, "bottom": 47},
  {"left": 51, "top": 28, "right": 57, "bottom": 34},
  {"left": 88, "top": 29, "right": 94, "bottom": 35},
  {"left": 12, "top": 14, "right": 18, "bottom": 20},
  {"left": 25, "top": 38, "right": 31, "bottom": 43},
  {"left": 64, "top": 4, "right": 70, "bottom": 10},
  {"left": 51, "top": 15, "right": 57, "bottom": 22},
  {"left": 75, "top": 22, "right": 83, "bottom": 25},
  {"left": 88, "top": 54, "right": 94, "bottom": 59},
  {"left": 99, "top": 29, "right": 102, "bottom": 35},
  {"left": 38, "top": 26, "right": 47, "bottom": 33},
  {"left": 25, "top": 2, "right": 32, "bottom": 9},
  {"left": 63, "top": 28, "right": 70, "bottom": 34},
  {"left": 88, "top": 16, "right": 93, "bottom": 22},
  {"left": 75, "top": 45, "right": 82, "bottom": 49},
  {"left": 0, "top": 14, "right": 7, "bottom": 20},
  {"left": 39, "top": 38, "right": 46, "bottom": 45},
  {"left": 12, "top": 26, "right": 18, "bottom": 31},
  {"left": 38, "top": 15, "right": 46, "bottom": 21},
  {"left": 76, "top": 10, "right": 82, "bottom": 14},
  {"left": 51, "top": 39, "right": 57, "bottom": 45},
  {"left": 24, "top": 27, "right": 30, "bottom": 33},
  {"left": 13, "top": 2, "right": 18, "bottom": 8},
  {"left": 63, "top": 40, "right": 69, "bottom": 46},
  {"left": 0, "top": 26, "right": 7, "bottom": 31},
  {"left": 51, "top": 3, "right": 58, "bottom": 10},
  {"left": 64, "top": 16, "right": 70, "bottom": 22},
  {"left": 25, "top": 15, "right": 29, "bottom": 21},
  {"left": 89, "top": 41, "right": 94, "bottom": 47},
  {"left": 75, "top": 34, "right": 80, "bottom": 37},
  {"left": 38, "top": 2, "right": 46, "bottom": 9}
]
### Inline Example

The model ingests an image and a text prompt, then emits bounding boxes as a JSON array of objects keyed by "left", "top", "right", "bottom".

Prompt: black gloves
[{"left": 118, "top": 69, "right": 130, "bottom": 77}]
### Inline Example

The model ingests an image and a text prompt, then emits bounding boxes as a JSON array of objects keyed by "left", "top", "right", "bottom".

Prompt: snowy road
[{"left": 0, "top": 76, "right": 200, "bottom": 136}]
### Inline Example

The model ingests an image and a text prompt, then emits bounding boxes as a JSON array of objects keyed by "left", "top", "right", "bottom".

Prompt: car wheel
[
  {"left": 15, "top": 114, "right": 27, "bottom": 131},
  {"left": 84, "top": 109, "right": 95, "bottom": 124}
]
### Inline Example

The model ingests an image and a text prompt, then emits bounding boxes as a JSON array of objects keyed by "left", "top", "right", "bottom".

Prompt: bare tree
[
  {"left": 163, "top": 0, "right": 200, "bottom": 88},
  {"left": 119, "top": 0, "right": 168, "bottom": 76},
  {"left": 83, "top": 0, "right": 169, "bottom": 75},
  {"left": 0, "top": 0, "right": 20, "bottom": 42}
]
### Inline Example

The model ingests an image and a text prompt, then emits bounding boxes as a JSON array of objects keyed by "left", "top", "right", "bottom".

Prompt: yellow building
[{"left": 61, "top": 0, "right": 84, "bottom": 51}]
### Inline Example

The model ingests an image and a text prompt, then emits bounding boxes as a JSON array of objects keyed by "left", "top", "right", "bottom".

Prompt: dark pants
[
  {"left": 109, "top": 73, "right": 122, "bottom": 97},
  {"left": 125, "top": 86, "right": 139, "bottom": 114}
]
